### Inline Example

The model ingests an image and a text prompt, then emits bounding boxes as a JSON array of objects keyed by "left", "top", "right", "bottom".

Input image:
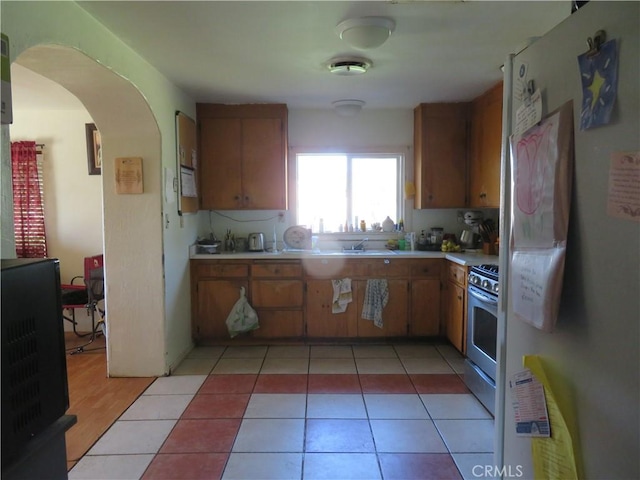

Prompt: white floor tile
[
  {"left": 261, "top": 357, "right": 309, "bottom": 374},
  {"left": 400, "top": 357, "right": 455, "bottom": 374},
  {"left": 303, "top": 453, "right": 381, "bottom": 480},
  {"left": 370, "top": 419, "right": 448, "bottom": 453},
  {"left": 223, "top": 452, "right": 303, "bottom": 480},
  {"left": 452, "top": 453, "right": 499, "bottom": 480},
  {"left": 68, "top": 454, "right": 154, "bottom": 480},
  {"left": 266, "top": 345, "right": 310, "bottom": 358},
  {"left": 120, "top": 394, "right": 193, "bottom": 420},
  {"left": 393, "top": 344, "right": 442, "bottom": 358},
  {"left": 420, "top": 394, "right": 492, "bottom": 419},
  {"left": 244, "top": 393, "right": 307, "bottom": 418},
  {"left": 172, "top": 358, "right": 216, "bottom": 375},
  {"left": 87, "top": 420, "right": 176, "bottom": 455},
  {"left": 187, "top": 345, "right": 226, "bottom": 359},
  {"left": 309, "top": 358, "right": 357, "bottom": 374},
  {"left": 232, "top": 418, "right": 305, "bottom": 452},
  {"left": 310, "top": 345, "right": 354, "bottom": 358},
  {"left": 306, "top": 394, "right": 367, "bottom": 419},
  {"left": 446, "top": 357, "right": 466, "bottom": 374},
  {"left": 355, "top": 357, "right": 406, "bottom": 374},
  {"left": 364, "top": 394, "right": 429, "bottom": 419},
  {"left": 436, "top": 344, "right": 465, "bottom": 360},
  {"left": 434, "top": 419, "right": 495, "bottom": 453},
  {"left": 222, "top": 346, "right": 268, "bottom": 358},
  {"left": 211, "top": 358, "right": 263, "bottom": 374},
  {"left": 144, "top": 375, "right": 206, "bottom": 395},
  {"left": 352, "top": 345, "right": 398, "bottom": 358}
]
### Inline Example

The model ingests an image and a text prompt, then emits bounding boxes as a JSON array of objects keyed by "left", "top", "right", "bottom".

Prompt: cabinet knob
[{"left": 384, "top": 259, "right": 390, "bottom": 264}]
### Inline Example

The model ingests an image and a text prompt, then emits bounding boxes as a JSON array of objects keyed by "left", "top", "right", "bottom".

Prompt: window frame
[{"left": 290, "top": 147, "right": 405, "bottom": 233}]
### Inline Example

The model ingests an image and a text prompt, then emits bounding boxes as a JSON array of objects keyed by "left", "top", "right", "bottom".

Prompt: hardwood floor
[{"left": 64, "top": 332, "right": 155, "bottom": 471}]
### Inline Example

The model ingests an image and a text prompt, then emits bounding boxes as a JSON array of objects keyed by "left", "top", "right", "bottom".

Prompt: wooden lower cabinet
[
  {"left": 191, "top": 257, "right": 446, "bottom": 342},
  {"left": 193, "top": 278, "right": 249, "bottom": 340},
  {"left": 444, "top": 262, "right": 468, "bottom": 353},
  {"left": 251, "top": 310, "right": 304, "bottom": 338},
  {"left": 411, "top": 278, "right": 441, "bottom": 336},
  {"left": 306, "top": 279, "right": 358, "bottom": 337},
  {"left": 356, "top": 279, "right": 409, "bottom": 337}
]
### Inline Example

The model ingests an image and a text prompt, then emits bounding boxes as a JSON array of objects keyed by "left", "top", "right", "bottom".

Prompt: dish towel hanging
[
  {"left": 331, "top": 278, "right": 353, "bottom": 313},
  {"left": 361, "top": 279, "right": 389, "bottom": 328}
]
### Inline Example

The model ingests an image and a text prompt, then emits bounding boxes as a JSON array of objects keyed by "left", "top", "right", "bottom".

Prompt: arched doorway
[{"left": 13, "top": 45, "right": 167, "bottom": 377}]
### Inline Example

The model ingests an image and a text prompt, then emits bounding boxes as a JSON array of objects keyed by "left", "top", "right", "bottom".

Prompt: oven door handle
[{"left": 468, "top": 288, "right": 498, "bottom": 305}]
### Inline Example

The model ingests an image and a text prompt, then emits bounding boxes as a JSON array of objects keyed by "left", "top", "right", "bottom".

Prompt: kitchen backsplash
[{"left": 197, "top": 208, "right": 500, "bottom": 251}]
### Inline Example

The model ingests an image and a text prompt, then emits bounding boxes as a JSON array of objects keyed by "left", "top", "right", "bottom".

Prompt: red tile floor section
[
  {"left": 69, "top": 345, "right": 494, "bottom": 480},
  {"left": 141, "top": 373, "right": 469, "bottom": 479}
]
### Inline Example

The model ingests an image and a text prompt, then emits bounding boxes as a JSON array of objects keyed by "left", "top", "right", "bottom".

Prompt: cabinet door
[
  {"left": 410, "top": 277, "right": 441, "bottom": 336},
  {"left": 470, "top": 83, "right": 503, "bottom": 208},
  {"left": 199, "top": 118, "right": 243, "bottom": 209},
  {"left": 446, "top": 281, "right": 465, "bottom": 353},
  {"left": 242, "top": 118, "right": 287, "bottom": 209},
  {"left": 306, "top": 279, "right": 358, "bottom": 337},
  {"left": 414, "top": 103, "right": 469, "bottom": 208},
  {"left": 357, "top": 279, "right": 409, "bottom": 337},
  {"left": 252, "top": 310, "right": 304, "bottom": 338},
  {"left": 251, "top": 279, "right": 303, "bottom": 308},
  {"left": 195, "top": 279, "right": 248, "bottom": 340}
]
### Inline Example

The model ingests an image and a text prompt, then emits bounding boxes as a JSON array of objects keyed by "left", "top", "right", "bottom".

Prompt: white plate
[{"left": 283, "top": 225, "right": 311, "bottom": 249}]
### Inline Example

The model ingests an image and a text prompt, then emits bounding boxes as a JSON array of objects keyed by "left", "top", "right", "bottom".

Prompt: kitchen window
[{"left": 295, "top": 152, "right": 403, "bottom": 233}]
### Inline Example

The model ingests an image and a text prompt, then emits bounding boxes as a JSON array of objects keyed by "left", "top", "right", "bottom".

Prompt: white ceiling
[{"left": 12, "top": 1, "right": 572, "bottom": 111}]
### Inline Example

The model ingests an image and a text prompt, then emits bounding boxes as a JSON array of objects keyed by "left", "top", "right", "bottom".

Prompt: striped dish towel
[{"left": 361, "top": 279, "right": 389, "bottom": 328}]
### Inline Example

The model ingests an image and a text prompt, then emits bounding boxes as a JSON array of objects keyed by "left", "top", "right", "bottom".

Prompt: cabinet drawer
[
  {"left": 194, "top": 262, "right": 249, "bottom": 278},
  {"left": 251, "top": 280, "right": 303, "bottom": 307},
  {"left": 410, "top": 259, "right": 442, "bottom": 277},
  {"left": 252, "top": 262, "right": 302, "bottom": 278},
  {"left": 368, "top": 259, "right": 411, "bottom": 277},
  {"left": 448, "top": 263, "right": 467, "bottom": 287},
  {"left": 251, "top": 310, "right": 304, "bottom": 338},
  {"left": 303, "top": 259, "right": 369, "bottom": 278}
]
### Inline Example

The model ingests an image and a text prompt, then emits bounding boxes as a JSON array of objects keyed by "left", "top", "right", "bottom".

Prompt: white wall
[
  {"left": 2, "top": 1, "right": 197, "bottom": 376},
  {"left": 11, "top": 106, "right": 102, "bottom": 333}
]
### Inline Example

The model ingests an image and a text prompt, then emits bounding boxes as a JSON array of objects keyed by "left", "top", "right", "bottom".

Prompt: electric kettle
[{"left": 248, "top": 233, "right": 265, "bottom": 251}]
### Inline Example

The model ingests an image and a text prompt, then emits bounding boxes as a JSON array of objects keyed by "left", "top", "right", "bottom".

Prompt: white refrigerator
[{"left": 498, "top": 2, "right": 639, "bottom": 479}]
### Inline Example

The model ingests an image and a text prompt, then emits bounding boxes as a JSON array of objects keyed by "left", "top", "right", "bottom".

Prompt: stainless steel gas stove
[{"left": 465, "top": 264, "right": 499, "bottom": 416}]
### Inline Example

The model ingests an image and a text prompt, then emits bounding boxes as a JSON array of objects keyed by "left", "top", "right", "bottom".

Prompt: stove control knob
[
  {"left": 494, "top": 283, "right": 499, "bottom": 294},
  {"left": 482, "top": 279, "right": 490, "bottom": 289}
]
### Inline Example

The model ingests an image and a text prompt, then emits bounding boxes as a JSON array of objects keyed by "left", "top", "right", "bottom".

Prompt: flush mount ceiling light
[
  {"left": 327, "top": 56, "right": 372, "bottom": 76},
  {"left": 335, "top": 16, "right": 395, "bottom": 50},
  {"left": 332, "top": 99, "right": 366, "bottom": 117}
]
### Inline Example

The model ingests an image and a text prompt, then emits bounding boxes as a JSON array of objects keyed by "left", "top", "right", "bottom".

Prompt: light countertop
[{"left": 189, "top": 247, "right": 498, "bottom": 267}]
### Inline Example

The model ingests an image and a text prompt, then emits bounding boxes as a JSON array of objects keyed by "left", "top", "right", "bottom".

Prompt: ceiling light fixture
[
  {"left": 335, "top": 16, "right": 395, "bottom": 50},
  {"left": 332, "top": 99, "right": 366, "bottom": 117},
  {"left": 327, "top": 56, "right": 372, "bottom": 76}
]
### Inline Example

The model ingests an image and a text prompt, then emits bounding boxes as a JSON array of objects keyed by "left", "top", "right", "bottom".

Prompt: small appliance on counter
[
  {"left": 248, "top": 232, "right": 265, "bottom": 252},
  {"left": 196, "top": 236, "right": 221, "bottom": 254}
]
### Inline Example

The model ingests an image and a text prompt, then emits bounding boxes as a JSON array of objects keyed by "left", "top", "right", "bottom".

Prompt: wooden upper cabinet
[
  {"left": 469, "top": 82, "right": 503, "bottom": 208},
  {"left": 414, "top": 103, "right": 469, "bottom": 209},
  {"left": 197, "top": 104, "right": 288, "bottom": 210}
]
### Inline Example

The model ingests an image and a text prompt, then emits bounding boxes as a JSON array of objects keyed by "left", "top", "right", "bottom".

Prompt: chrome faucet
[{"left": 349, "top": 238, "right": 369, "bottom": 251}]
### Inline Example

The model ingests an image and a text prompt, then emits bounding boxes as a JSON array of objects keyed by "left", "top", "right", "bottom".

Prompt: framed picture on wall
[{"left": 85, "top": 123, "right": 102, "bottom": 175}]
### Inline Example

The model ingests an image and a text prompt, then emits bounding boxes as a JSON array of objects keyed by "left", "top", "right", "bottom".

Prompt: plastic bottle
[
  {"left": 398, "top": 219, "right": 404, "bottom": 232},
  {"left": 360, "top": 220, "right": 366, "bottom": 232},
  {"left": 319, "top": 218, "right": 324, "bottom": 233}
]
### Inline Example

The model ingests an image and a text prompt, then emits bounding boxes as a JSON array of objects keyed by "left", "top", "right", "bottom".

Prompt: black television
[{"left": 1, "top": 258, "right": 70, "bottom": 468}]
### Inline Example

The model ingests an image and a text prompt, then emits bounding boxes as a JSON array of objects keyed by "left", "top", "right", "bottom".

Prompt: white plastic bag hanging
[{"left": 225, "top": 287, "right": 259, "bottom": 338}]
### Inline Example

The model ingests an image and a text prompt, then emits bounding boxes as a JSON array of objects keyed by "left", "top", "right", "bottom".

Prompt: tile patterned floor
[{"left": 68, "top": 344, "right": 494, "bottom": 480}]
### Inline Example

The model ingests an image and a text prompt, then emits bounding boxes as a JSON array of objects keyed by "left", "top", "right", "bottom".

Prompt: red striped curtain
[{"left": 11, "top": 141, "right": 48, "bottom": 258}]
